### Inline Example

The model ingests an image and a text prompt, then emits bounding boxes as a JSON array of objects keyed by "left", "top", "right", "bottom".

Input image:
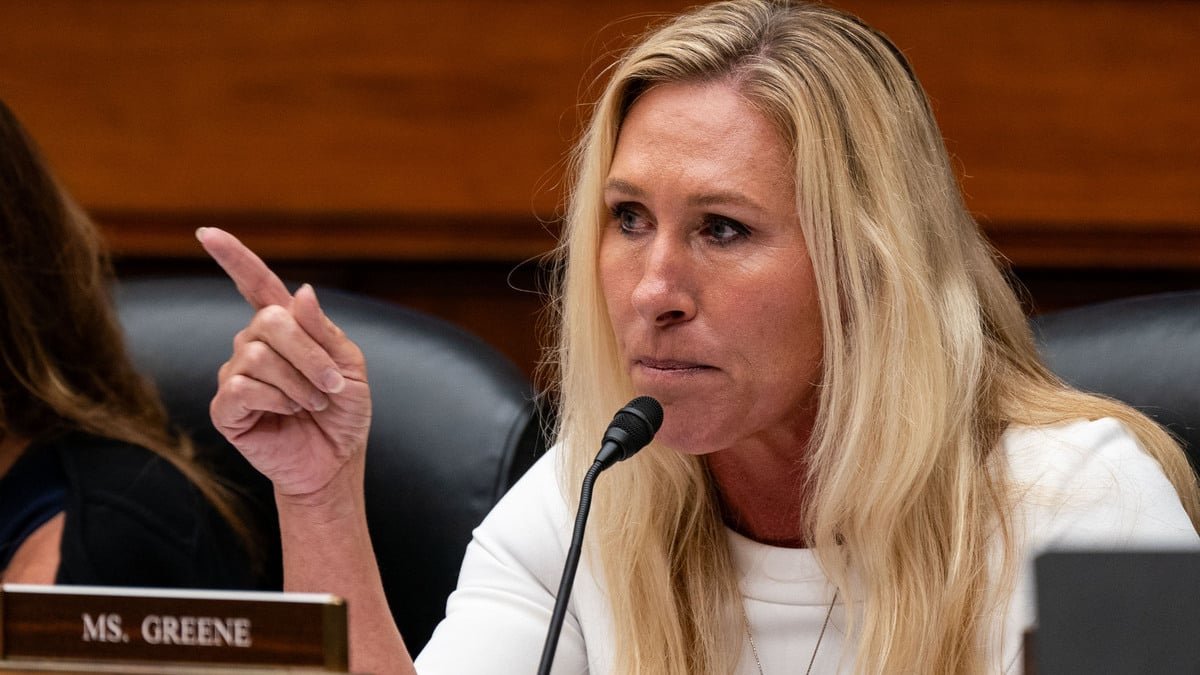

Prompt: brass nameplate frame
[{"left": 0, "top": 584, "right": 347, "bottom": 671}]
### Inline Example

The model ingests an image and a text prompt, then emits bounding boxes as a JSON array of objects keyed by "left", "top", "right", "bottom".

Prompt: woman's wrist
[{"left": 273, "top": 455, "right": 367, "bottom": 528}]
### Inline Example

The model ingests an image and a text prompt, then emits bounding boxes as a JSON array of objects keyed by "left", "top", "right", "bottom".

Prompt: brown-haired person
[
  {"left": 199, "top": 1, "right": 1200, "bottom": 673},
  {"left": 0, "top": 98, "right": 257, "bottom": 589}
]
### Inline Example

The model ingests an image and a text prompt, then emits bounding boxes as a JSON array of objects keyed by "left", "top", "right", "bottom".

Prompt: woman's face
[{"left": 600, "top": 80, "right": 824, "bottom": 457}]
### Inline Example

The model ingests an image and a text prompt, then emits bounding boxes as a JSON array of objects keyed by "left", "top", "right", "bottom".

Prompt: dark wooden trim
[
  {"left": 985, "top": 222, "right": 1200, "bottom": 269},
  {"left": 95, "top": 210, "right": 560, "bottom": 262},
  {"left": 98, "top": 209, "right": 1200, "bottom": 270}
]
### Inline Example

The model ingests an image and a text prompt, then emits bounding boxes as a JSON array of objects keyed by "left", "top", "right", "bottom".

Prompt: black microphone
[{"left": 536, "top": 396, "right": 664, "bottom": 675}]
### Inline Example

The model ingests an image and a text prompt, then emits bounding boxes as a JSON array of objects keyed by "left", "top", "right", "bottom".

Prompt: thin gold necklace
[{"left": 742, "top": 591, "right": 838, "bottom": 675}]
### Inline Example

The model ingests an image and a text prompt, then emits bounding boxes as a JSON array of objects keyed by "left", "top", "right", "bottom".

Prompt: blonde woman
[{"left": 200, "top": 1, "right": 1200, "bottom": 673}]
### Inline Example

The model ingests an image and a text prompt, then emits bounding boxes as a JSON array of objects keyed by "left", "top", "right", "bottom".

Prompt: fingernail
[
  {"left": 311, "top": 392, "right": 330, "bottom": 412},
  {"left": 195, "top": 227, "right": 208, "bottom": 240},
  {"left": 321, "top": 369, "right": 346, "bottom": 394},
  {"left": 289, "top": 399, "right": 303, "bottom": 413},
  {"left": 299, "top": 283, "right": 322, "bottom": 309}
]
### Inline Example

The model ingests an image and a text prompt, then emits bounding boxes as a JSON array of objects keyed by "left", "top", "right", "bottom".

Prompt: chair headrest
[{"left": 1032, "top": 290, "right": 1200, "bottom": 471}]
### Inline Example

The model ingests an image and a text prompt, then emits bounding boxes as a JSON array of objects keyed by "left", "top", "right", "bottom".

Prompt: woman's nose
[{"left": 630, "top": 236, "right": 696, "bottom": 328}]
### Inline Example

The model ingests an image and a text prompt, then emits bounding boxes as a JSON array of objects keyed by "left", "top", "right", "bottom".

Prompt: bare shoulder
[{"left": 2, "top": 512, "right": 64, "bottom": 583}]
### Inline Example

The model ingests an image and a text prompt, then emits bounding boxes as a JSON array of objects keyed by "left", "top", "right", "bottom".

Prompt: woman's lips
[
  {"left": 634, "top": 358, "right": 714, "bottom": 374},
  {"left": 643, "top": 357, "right": 705, "bottom": 367}
]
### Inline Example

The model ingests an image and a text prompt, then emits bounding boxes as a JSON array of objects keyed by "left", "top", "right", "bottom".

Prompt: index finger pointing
[{"left": 196, "top": 227, "right": 293, "bottom": 310}]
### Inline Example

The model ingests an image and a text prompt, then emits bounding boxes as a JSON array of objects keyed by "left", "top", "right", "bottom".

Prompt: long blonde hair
[{"left": 547, "top": 1, "right": 1200, "bottom": 673}]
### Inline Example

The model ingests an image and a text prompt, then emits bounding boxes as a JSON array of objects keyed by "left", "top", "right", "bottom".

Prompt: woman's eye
[
  {"left": 705, "top": 216, "right": 750, "bottom": 244},
  {"left": 610, "top": 204, "right": 649, "bottom": 233}
]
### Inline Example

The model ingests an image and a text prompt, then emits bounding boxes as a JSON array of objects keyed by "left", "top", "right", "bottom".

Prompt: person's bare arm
[
  {"left": 2, "top": 513, "right": 63, "bottom": 583},
  {"left": 198, "top": 227, "right": 414, "bottom": 675}
]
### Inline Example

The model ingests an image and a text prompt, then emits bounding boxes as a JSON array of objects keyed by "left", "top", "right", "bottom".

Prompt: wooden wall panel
[
  {"left": 0, "top": 1, "right": 689, "bottom": 215},
  {"left": 847, "top": 1, "right": 1200, "bottom": 227},
  {"left": 2, "top": 0, "right": 1197, "bottom": 263},
  {"left": 2, "top": 0, "right": 1199, "bottom": 374}
]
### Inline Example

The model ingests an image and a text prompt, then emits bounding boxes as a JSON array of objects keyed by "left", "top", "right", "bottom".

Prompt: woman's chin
[{"left": 651, "top": 424, "right": 726, "bottom": 457}]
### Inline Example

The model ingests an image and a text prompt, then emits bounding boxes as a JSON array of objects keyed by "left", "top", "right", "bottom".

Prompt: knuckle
[
  {"left": 232, "top": 326, "right": 252, "bottom": 349},
  {"left": 209, "top": 390, "right": 237, "bottom": 427},
  {"left": 224, "top": 373, "right": 256, "bottom": 398},
  {"left": 241, "top": 340, "right": 275, "bottom": 367},
  {"left": 256, "top": 304, "right": 292, "bottom": 329}
]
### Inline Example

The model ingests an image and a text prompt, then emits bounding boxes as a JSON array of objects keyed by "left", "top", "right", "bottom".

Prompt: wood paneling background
[{"left": 2, "top": 0, "right": 1197, "bottom": 377}]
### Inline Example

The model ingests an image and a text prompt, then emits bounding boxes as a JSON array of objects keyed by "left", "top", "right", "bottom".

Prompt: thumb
[{"left": 291, "top": 284, "right": 365, "bottom": 383}]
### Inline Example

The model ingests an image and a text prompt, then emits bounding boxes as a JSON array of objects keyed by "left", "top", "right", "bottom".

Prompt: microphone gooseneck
[{"left": 536, "top": 396, "right": 663, "bottom": 675}]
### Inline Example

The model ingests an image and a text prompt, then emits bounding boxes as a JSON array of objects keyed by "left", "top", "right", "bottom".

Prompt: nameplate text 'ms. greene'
[{"left": 0, "top": 584, "right": 346, "bottom": 671}]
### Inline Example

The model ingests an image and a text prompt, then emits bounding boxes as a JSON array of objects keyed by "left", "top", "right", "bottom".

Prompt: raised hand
[{"left": 197, "top": 227, "right": 372, "bottom": 498}]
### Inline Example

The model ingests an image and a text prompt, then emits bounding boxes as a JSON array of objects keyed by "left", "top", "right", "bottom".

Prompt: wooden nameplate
[{"left": 0, "top": 584, "right": 347, "bottom": 672}]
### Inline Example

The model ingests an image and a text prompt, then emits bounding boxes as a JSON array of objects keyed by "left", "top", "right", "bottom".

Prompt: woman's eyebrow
[
  {"left": 603, "top": 178, "right": 644, "bottom": 197},
  {"left": 605, "top": 178, "right": 762, "bottom": 212},
  {"left": 687, "top": 190, "right": 760, "bottom": 211}
]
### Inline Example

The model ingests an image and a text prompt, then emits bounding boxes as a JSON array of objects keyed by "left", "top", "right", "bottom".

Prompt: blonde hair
[{"left": 547, "top": 1, "right": 1200, "bottom": 674}]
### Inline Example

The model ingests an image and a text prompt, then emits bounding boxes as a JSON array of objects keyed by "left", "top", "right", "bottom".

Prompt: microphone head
[
  {"left": 619, "top": 395, "right": 664, "bottom": 438},
  {"left": 602, "top": 396, "right": 664, "bottom": 462}
]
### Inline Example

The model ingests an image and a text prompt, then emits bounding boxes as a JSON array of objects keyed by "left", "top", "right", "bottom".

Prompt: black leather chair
[
  {"left": 114, "top": 276, "right": 548, "bottom": 654},
  {"left": 1032, "top": 289, "right": 1200, "bottom": 474}
]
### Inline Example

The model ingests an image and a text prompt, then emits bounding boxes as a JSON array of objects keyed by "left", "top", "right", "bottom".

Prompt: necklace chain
[{"left": 743, "top": 591, "right": 837, "bottom": 675}]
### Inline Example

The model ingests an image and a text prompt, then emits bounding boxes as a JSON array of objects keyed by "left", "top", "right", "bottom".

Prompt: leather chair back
[
  {"left": 115, "top": 276, "right": 548, "bottom": 653},
  {"left": 1032, "top": 290, "right": 1200, "bottom": 474}
]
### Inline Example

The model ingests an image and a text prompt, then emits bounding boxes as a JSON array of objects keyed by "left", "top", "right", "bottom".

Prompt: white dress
[{"left": 414, "top": 418, "right": 1200, "bottom": 674}]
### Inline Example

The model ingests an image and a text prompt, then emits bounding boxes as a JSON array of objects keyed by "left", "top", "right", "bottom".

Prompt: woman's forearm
[{"left": 276, "top": 479, "right": 415, "bottom": 675}]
